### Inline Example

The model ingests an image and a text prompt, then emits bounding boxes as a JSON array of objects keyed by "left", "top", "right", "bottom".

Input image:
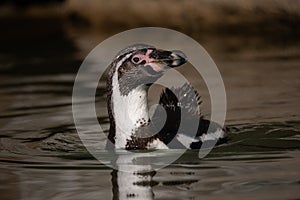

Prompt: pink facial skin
[{"left": 132, "top": 49, "right": 164, "bottom": 72}]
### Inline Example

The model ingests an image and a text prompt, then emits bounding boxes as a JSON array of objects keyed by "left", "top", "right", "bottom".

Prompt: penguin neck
[{"left": 108, "top": 70, "right": 150, "bottom": 148}]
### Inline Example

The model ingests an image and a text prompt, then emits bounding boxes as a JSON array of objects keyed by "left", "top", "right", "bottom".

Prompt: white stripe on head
[{"left": 115, "top": 52, "right": 133, "bottom": 72}]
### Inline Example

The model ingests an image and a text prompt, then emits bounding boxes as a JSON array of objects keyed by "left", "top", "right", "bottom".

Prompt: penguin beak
[
  {"left": 168, "top": 50, "right": 187, "bottom": 68},
  {"left": 143, "top": 49, "right": 187, "bottom": 74}
]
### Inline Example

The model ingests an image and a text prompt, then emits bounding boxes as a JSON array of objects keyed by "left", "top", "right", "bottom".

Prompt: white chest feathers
[{"left": 111, "top": 71, "right": 150, "bottom": 148}]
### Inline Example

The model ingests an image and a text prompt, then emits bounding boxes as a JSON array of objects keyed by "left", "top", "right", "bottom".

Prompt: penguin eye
[{"left": 132, "top": 56, "right": 141, "bottom": 64}]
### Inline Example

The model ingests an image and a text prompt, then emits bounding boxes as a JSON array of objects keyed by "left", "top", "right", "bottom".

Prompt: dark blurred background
[{"left": 0, "top": 0, "right": 299, "bottom": 123}]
